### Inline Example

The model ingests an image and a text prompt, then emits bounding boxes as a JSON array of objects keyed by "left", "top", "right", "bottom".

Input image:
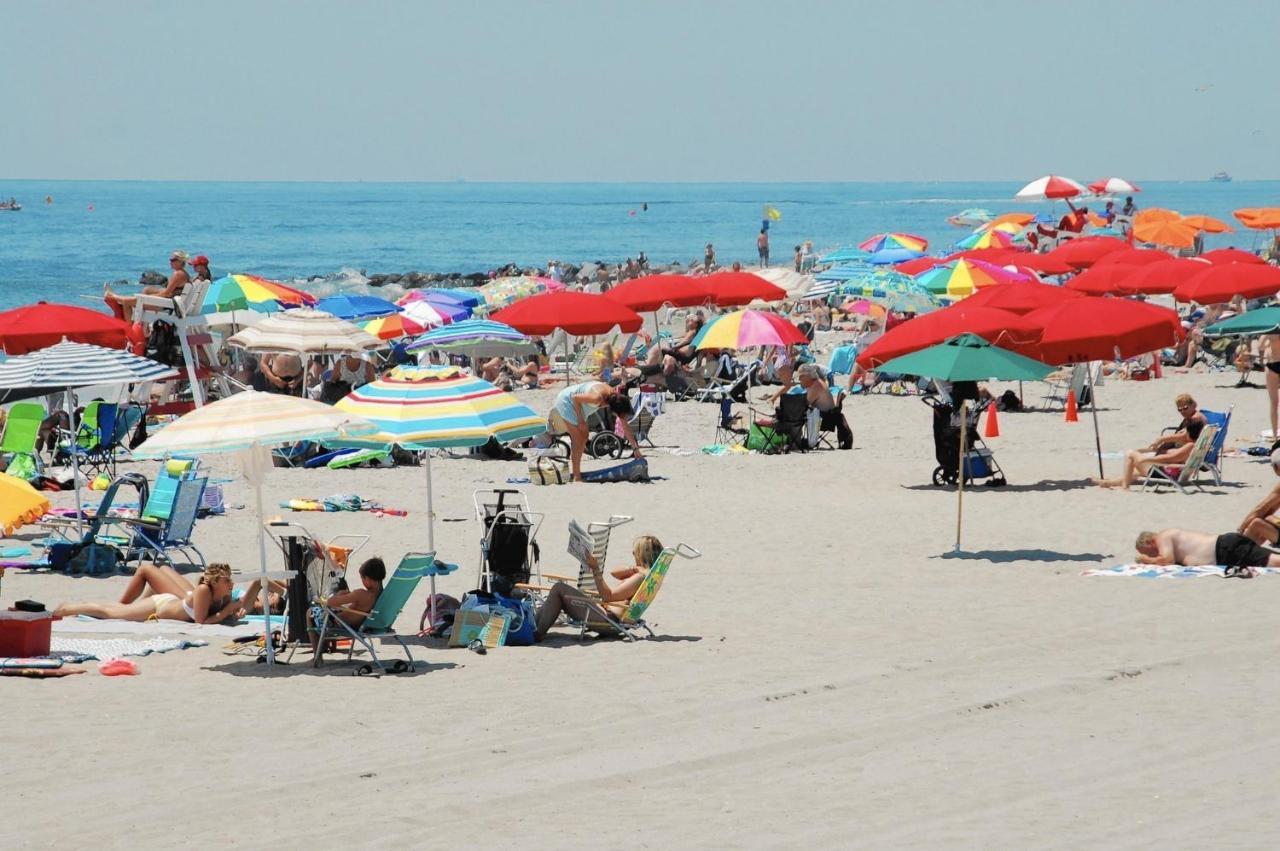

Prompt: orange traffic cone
[
  {"left": 983, "top": 404, "right": 1000, "bottom": 438},
  {"left": 1065, "top": 390, "right": 1079, "bottom": 423}
]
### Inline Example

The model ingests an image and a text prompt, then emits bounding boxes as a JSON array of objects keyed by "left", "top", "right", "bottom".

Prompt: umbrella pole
[
  {"left": 253, "top": 471, "right": 276, "bottom": 666},
  {"left": 424, "top": 451, "right": 439, "bottom": 633},
  {"left": 67, "top": 390, "right": 84, "bottom": 537},
  {"left": 564, "top": 337, "right": 571, "bottom": 386},
  {"left": 955, "top": 400, "right": 967, "bottom": 553},
  {"left": 1087, "top": 364, "right": 1104, "bottom": 479}
]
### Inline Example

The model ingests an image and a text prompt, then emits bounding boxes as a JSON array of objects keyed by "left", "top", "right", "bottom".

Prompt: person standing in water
[{"left": 757, "top": 228, "right": 770, "bottom": 267}]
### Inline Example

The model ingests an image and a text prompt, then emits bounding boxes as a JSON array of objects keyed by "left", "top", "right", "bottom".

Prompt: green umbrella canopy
[
  {"left": 1203, "top": 306, "right": 1280, "bottom": 338},
  {"left": 876, "top": 333, "right": 1053, "bottom": 382}
]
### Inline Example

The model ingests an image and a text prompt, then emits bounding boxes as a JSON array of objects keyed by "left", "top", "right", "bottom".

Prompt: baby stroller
[
  {"left": 924, "top": 383, "right": 1006, "bottom": 487},
  {"left": 473, "top": 488, "right": 543, "bottom": 597}
]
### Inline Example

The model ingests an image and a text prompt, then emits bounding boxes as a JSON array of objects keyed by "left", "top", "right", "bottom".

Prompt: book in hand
[{"left": 566, "top": 519, "right": 595, "bottom": 568}]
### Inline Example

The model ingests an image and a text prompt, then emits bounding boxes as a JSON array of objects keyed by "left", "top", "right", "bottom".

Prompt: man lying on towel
[{"left": 1135, "top": 529, "right": 1280, "bottom": 571}]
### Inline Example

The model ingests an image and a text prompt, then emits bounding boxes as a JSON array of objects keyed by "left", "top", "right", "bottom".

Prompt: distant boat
[
  {"left": 0, "top": 199, "right": 20, "bottom": 211},
  {"left": 1210, "top": 171, "right": 1232, "bottom": 183}
]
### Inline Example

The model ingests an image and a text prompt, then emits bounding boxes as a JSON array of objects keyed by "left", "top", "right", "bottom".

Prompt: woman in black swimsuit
[{"left": 1264, "top": 334, "right": 1280, "bottom": 438}]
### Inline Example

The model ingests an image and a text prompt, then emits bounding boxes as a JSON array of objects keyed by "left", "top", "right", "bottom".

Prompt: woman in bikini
[
  {"left": 104, "top": 250, "right": 191, "bottom": 321},
  {"left": 54, "top": 562, "right": 244, "bottom": 624},
  {"left": 1262, "top": 333, "right": 1280, "bottom": 437},
  {"left": 533, "top": 535, "right": 663, "bottom": 640}
]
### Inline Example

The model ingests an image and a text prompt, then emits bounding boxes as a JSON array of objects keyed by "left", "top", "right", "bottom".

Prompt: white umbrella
[
  {"left": 1014, "top": 175, "right": 1085, "bottom": 201},
  {"left": 226, "top": 308, "right": 384, "bottom": 355},
  {"left": 133, "top": 390, "right": 377, "bottom": 664}
]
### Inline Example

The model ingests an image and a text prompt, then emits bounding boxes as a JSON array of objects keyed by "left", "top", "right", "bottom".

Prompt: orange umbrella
[
  {"left": 1235, "top": 207, "right": 1280, "bottom": 230},
  {"left": 1133, "top": 208, "right": 1181, "bottom": 227},
  {"left": 979, "top": 212, "right": 1034, "bottom": 232},
  {"left": 1133, "top": 218, "right": 1198, "bottom": 249},
  {"left": 1179, "top": 214, "right": 1233, "bottom": 234}
]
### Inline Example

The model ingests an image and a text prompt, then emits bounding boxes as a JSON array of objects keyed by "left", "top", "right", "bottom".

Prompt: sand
[{"left": 4, "top": 363, "right": 1279, "bottom": 849}]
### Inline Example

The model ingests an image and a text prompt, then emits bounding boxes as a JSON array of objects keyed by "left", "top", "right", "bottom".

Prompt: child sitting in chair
[{"left": 321, "top": 557, "right": 386, "bottom": 627}]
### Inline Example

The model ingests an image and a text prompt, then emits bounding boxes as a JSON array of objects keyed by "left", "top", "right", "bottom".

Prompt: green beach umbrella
[
  {"left": 878, "top": 334, "right": 1052, "bottom": 553},
  {"left": 1203, "top": 307, "right": 1280, "bottom": 338}
]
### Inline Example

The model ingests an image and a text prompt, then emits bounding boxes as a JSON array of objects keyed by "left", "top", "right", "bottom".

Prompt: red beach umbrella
[
  {"left": 704, "top": 271, "right": 787, "bottom": 307},
  {"left": 1015, "top": 175, "right": 1086, "bottom": 200},
  {"left": 1116, "top": 258, "right": 1212, "bottom": 295},
  {"left": 1172, "top": 264, "right": 1280, "bottom": 305},
  {"left": 0, "top": 301, "right": 130, "bottom": 355},
  {"left": 961, "top": 281, "right": 1082, "bottom": 314},
  {"left": 855, "top": 305, "right": 1035, "bottom": 369},
  {"left": 894, "top": 257, "right": 948, "bottom": 276},
  {"left": 1014, "top": 254, "right": 1076, "bottom": 276},
  {"left": 946, "top": 248, "right": 1022, "bottom": 264},
  {"left": 1092, "top": 248, "right": 1170, "bottom": 267},
  {"left": 1024, "top": 298, "right": 1183, "bottom": 364},
  {"left": 1064, "top": 265, "right": 1138, "bottom": 296},
  {"left": 1049, "top": 236, "right": 1129, "bottom": 269},
  {"left": 1087, "top": 177, "right": 1141, "bottom": 195},
  {"left": 1200, "top": 248, "right": 1265, "bottom": 266},
  {"left": 490, "top": 291, "right": 643, "bottom": 335},
  {"left": 603, "top": 275, "right": 714, "bottom": 312}
]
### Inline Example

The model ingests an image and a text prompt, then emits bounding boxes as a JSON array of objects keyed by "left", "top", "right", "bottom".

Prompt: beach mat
[
  {"left": 1083, "top": 564, "right": 1280, "bottom": 579},
  {"left": 49, "top": 636, "right": 209, "bottom": 659},
  {"left": 54, "top": 616, "right": 260, "bottom": 638}
]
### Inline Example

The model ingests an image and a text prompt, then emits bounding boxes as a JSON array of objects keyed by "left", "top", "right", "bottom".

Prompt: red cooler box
[{"left": 0, "top": 611, "right": 55, "bottom": 657}]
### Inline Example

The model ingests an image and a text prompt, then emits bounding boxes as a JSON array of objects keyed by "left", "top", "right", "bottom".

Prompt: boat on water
[
  {"left": 1210, "top": 171, "right": 1232, "bottom": 183},
  {"left": 0, "top": 198, "right": 20, "bottom": 211}
]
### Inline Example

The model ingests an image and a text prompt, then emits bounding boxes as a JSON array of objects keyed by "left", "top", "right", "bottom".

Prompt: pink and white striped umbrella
[
  {"left": 1014, "top": 175, "right": 1085, "bottom": 200},
  {"left": 1087, "top": 177, "right": 1141, "bottom": 195}
]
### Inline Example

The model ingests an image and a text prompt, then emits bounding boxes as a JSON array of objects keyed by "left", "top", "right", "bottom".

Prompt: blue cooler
[{"left": 963, "top": 449, "right": 994, "bottom": 479}]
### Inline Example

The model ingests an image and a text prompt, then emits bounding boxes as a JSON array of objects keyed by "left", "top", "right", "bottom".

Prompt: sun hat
[{"left": 170, "top": 250, "right": 190, "bottom": 263}]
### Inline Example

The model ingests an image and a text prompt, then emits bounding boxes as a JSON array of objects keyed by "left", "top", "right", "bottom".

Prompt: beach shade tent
[
  {"left": 1172, "top": 264, "right": 1280, "bottom": 305},
  {"left": 960, "top": 281, "right": 1083, "bottom": 314},
  {"left": 855, "top": 305, "right": 1036, "bottom": 369},
  {"left": 1092, "top": 248, "right": 1171, "bottom": 268},
  {"left": 0, "top": 302, "right": 130, "bottom": 355},
  {"left": 859, "top": 233, "right": 928, "bottom": 253},
  {"left": 1203, "top": 307, "right": 1280, "bottom": 338},
  {"left": 0, "top": 473, "right": 51, "bottom": 536},
  {"left": 704, "top": 272, "right": 787, "bottom": 307},
  {"left": 492, "top": 291, "right": 643, "bottom": 383},
  {"left": 200, "top": 274, "right": 317, "bottom": 314},
  {"left": 1200, "top": 248, "right": 1265, "bottom": 265},
  {"left": 1114, "top": 258, "right": 1212, "bottom": 295},
  {"left": 753, "top": 268, "right": 816, "bottom": 299},
  {"left": 405, "top": 319, "right": 537, "bottom": 361},
  {"left": 333, "top": 365, "right": 544, "bottom": 627},
  {"left": 314, "top": 295, "right": 401, "bottom": 321},
  {"left": 955, "top": 228, "right": 1017, "bottom": 251},
  {"left": 915, "top": 259, "right": 1032, "bottom": 299},
  {"left": 1014, "top": 175, "right": 1085, "bottom": 200},
  {"left": 361, "top": 313, "right": 428, "bottom": 341},
  {"left": 401, "top": 299, "right": 469, "bottom": 329},
  {"left": 818, "top": 247, "right": 872, "bottom": 264},
  {"left": 226, "top": 308, "right": 384, "bottom": 356},
  {"left": 133, "top": 391, "right": 376, "bottom": 665},
  {"left": 876, "top": 334, "right": 1053, "bottom": 552},
  {"left": 1133, "top": 218, "right": 1199, "bottom": 250},
  {"left": 0, "top": 340, "right": 179, "bottom": 532},
  {"left": 1087, "top": 177, "right": 1141, "bottom": 195},
  {"left": 895, "top": 256, "right": 949, "bottom": 276},
  {"left": 1047, "top": 236, "right": 1129, "bottom": 270},
  {"left": 1022, "top": 297, "right": 1183, "bottom": 477},
  {"left": 1180, "top": 214, "right": 1234, "bottom": 234},
  {"left": 1064, "top": 265, "right": 1144, "bottom": 296},
  {"left": 691, "top": 309, "right": 809, "bottom": 351},
  {"left": 1234, "top": 207, "right": 1280, "bottom": 231},
  {"left": 867, "top": 247, "right": 926, "bottom": 265}
]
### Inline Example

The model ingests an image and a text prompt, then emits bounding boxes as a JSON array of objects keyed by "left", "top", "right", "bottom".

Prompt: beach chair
[
  {"left": 1, "top": 402, "right": 46, "bottom": 478},
  {"left": 626, "top": 388, "right": 663, "bottom": 449},
  {"left": 527, "top": 515, "right": 634, "bottom": 602},
  {"left": 813, "top": 394, "right": 851, "bottom": 450},
  {"left": 1199, "top": 407, "right": 1233, "bottom": 485},
  {"left": 1140, "top": 425, "right": 1219, "bottom": 494},
  {"left": 1042, "top": 363, "right": 1088, "bottom": 411},
  {"left": 311, "top": 552, "right": 444, "bottom": 674},
  {"left": 694, "top": 359, "right": 759, "bottom": 404},
  {"left": 65, "top": 401, "right": 132, "bottom": 479},
  {"left": 120, "top": 461, "right": 207, "bottom": 567},
  {"left": 714, "top": 398, "right": 751, "bottom": 447},
  {"left": 771, "top": 394, "right": 811, "bottom": 452},
  {"left": 266, "top": 520, "right": 371, "bottom": 646},
  {"left": 562, "top": 543, "right": 702, "bottom": 641}
]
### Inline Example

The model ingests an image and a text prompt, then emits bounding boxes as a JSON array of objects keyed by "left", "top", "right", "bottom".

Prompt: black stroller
[{"left": 924, "top": 381, "right": 1006, "bottom": 487}]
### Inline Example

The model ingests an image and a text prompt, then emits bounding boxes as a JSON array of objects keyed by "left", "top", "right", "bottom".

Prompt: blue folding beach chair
[
  {"left": 122, "top": 461, "right": 207, "bottom": 567},
  {"left": 1200, "top": 406, "right": 1233, "bottom": 485}
]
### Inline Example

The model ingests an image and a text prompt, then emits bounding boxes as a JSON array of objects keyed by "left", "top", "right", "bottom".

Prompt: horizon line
[{"left": 0, "top": 176, "right": 1273, "bottom": 186}]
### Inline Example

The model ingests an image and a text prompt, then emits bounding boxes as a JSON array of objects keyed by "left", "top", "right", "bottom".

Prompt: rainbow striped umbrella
[
  {"left": 955, "top": 228, "right": 1017, "bottom": 250},
  {"left": 334, "top": 366, "right": 546, "bottom": 554},
  {"left": 858, "top": 232, "right": 928, "bottom": 253},
  {"left": 201, "top": 274, "right": 317, "bottom": 314},
  {"left": 914, "top": 259, "right": 1031, "bottom": 298},
  {"left": 362, "top": 313, "right": 428, "bottom": 340},
  {"left": 402, "top": 299, "right": 469, "bottom": 329},
  {"left": 691, "top": 309, "right": 808, "bottom": 350}
]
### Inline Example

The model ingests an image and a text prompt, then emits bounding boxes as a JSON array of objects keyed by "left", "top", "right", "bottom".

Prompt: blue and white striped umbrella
[
  {"left": 406, "top": 319, "right": 537, "bottom": 358},
  {"left": 0, "top": 340, "right": 178, "bottom": 392}
]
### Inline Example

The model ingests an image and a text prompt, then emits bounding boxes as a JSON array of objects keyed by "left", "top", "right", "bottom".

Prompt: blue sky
[{"left": 4, "top": 0, "right": 1275, "bottom": 181}]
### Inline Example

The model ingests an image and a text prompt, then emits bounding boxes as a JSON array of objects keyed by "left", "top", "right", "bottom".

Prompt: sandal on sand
[{"left": 1224, "top": 565, "right": 1257, "bottom": 579}]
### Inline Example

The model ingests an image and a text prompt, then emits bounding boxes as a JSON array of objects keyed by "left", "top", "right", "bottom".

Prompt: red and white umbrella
[
  {"left": 1014, "top": 175, "right": 1085, "bottom": 200},
  {"left": 1087, "top": 177, "right": 1141, "bottom": 195}
]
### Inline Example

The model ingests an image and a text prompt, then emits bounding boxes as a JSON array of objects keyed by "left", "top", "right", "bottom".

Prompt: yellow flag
[{"left": 765, "top": 206, "right": 782, "bottom": 221}]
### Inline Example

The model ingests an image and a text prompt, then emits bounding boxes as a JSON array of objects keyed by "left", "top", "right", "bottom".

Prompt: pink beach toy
[{"left": 98, "top": 658, "right": 139, "bottom": 676}]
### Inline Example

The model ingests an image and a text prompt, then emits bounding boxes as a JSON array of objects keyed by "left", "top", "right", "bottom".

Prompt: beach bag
[
  {"left": 146, "top": 320, "right": 182, "bottom": 367},
  {"left": 581, "top": 457, "right": 649, "bottom": 484},
  {"left": 419, "top": 593, "right": 461, "bottom": 635},
  {"left": 529, "top": 455, "right": 570, "bottom": 485},
  {"left": 67, "top": 543, "right": 120, "bottom": 576},
  {"left": 746, "top": 423, "right": 785, "bottom": 453}
]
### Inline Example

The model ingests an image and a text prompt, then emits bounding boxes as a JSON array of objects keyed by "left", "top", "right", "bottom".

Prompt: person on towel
[{"left": 1135, "top": 529, "right": 1280, "bottom": 572}]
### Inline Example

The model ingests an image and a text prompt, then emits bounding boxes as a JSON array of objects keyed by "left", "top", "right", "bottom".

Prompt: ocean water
[{"left": 0, "top": 179, "right": 1276, "bottom": 311}]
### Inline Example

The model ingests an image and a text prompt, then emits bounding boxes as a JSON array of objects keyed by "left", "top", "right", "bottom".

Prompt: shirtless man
[{"left": 1135, "top": 529, "right": 1280, "bottom": 570}]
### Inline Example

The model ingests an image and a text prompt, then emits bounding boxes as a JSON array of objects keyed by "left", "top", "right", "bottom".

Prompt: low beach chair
[
  {"left": 562, "top": 543, "right": 701, "bottom": 641},
  {"left": 312, "top": 552, "right": 443, "bottom": 674},
  {"left": 1199, "top": 407, "right": 1232, "bottom": 485},
  {"left": 528, "top": 514, "right": 634, "bottom": 602},
  {"left": 1042, "top": 363, "right": 1088, "bottom": 411},
  {"left": 1141, "top": 425, "right": 1219, "bottom": 494},
  {"left": 120, "top": 460, "right": 207, "bottom": 566},
  {"left": 1, "top": 402, "right": 46, "bottom": 478},
  {"left": 694, "top": 359, "right": 759, "bottom": 404},
  {"left": 714, "top": 398, "right": 751, "bottom": 447}
]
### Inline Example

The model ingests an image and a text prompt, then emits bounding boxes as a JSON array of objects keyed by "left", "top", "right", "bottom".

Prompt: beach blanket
[
  {"left": 281, "top": 494, "right": 406, "bottom": 515},
  {"left": 48, "top": 636, "right": 208, "bottom": 659},
  {"left": 1083, "top": 564, "right": 1280, "bottom": 579},
  {"left": 54, "top": 616, "right": 261, "bottom": 638}
]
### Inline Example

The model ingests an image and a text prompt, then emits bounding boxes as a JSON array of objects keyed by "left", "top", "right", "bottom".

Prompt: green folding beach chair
[
  {"left": 1, "top": 402, "right": 46, "bottom": 478},
  {"left": 313, "top": 552, "right": 452, "bottom": 675},
  {"left": 567, "top": 543, "right": 701, "bottom": 641}
]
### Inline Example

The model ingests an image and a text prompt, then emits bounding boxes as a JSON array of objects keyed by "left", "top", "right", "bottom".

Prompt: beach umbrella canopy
[
  {"left": 399, "top": 288, "right": 485, "bottom": 309},
  {"left": 479, "top": 276, "right": 551, "bottom": 309},
  {"left": 0, "top": 302, "right": 129, "bottom": 355},
  {"left": 1132, "top": 208, "right": 1181, "bottom": 228},
  {"left": 1011, "top": 253, "right": 1076, "bottom": 276},
  {"left": 226, "top": 308, "right": 384, "bottom": 354},
  {"left": 704, "top": 271, "right": 787, "bottom": 306},
  {"left": 604, "top": 275, "right": 715, "bottom": 311},
  {"left": 1087, "top": 177, "right": 1141, "bottom": 195},
  {"left": 877, "top": 332, "right": 1053, "bottom": 383},
  {"left": 202, "top": 274, "right": 316, "bottom": 314},
  {"left": 915, "top": 259, "right": 1031, "bottom": 298},
  {"left": 1049, "top": 236, "right": 1129, "bottom": 269},
  {"left": 0, "top": 339, "right": 178, "bottom": 393},
  {"left": 402, "top": 299, "right": 468, "bottom": 329},
  {"left": 816, "top": 263, "right": 874, "bottom": 282},
  {"left": 1093, "top": 248, "right": 1170, "bottom": 267},
  {"left": 980, "top": 212, "right": 1036, "bottom": 232},
  {"left": 1173, "top": 264, "right": 1280, "bottom": 305},
  {"left": 0, "top": 474, "right": 51, "bottom": 536},
  {"left": 1180, "top": 214, "right": 1233, "bottom": 234},
  {"left": 406, "top": 318, "right": 537, "bottom": 359},
  {"left": 856, "top": 305, "right": 1035, "bottom": 369},
  {"left": 1023, "top": 298, "right": 1183, "bottom": 364},
  {"left": 846, "top": 270, "right": 940, "bottom": 313},
  {"left": 895, "top": 257, "right": 948, "bottom": 276},
  {"left": 1201, "top": 248, "right": 1265, "bottom": 265},
  {"left": 960, "top": 281, "right": 1082, "bottom": 314},
  {"left": 692, "top": 309, "right": 808, "bottom": 351},
  {"left": 1115, "top": 258, "right": 1211, "bottom": 295},
  {"left": 1234, "top": 207, "right": 1280, "bottom": 230},
  {"left": 1015, "top": 175, "right": 1085, "bottom": 200},
  {"left": 867, "top": 247, "right": 926, "bottom": 265},
  {"left": 362, "top": 313, "right": 428, "bottom": 340},
  {"left": 1133, "top": 218, "right": 1199, "bottom": 249},
  {"left": 818, "top": 247, "right": 872, "bottom": 264},
  {"left": 947, "top": 208, "right": 994, "bottom": 227},
  {"left": 314, "top": 294, "right": 400, "bottom": 321},
  {"left": 753, "top": 268, "right": 816, "bottom": 298},
  {"left": 859, "top": 232, "right": 928, "bottom": 253},
  {"left": 841, "top": 299, "right": 888, "bottom": 319},
  {"left": 955, "top": 228, "right": 1017, "bottom": 251},
  {"left": 1064, "top": 265, "right": 1140, "bottom": 296},
  {"left": 1204, "top": 307, "right": 1280, "bottom": 338},
  {"left": 133, "top": 391, "right": 377, "bottom": 665},
  {"left": 491, "top": 291, "right": 642, "bottom": 336}
]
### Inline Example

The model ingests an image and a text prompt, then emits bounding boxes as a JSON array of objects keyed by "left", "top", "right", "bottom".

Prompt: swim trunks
[{"left": 1214, "top": 532, "right": 1275, "bottom": 568}]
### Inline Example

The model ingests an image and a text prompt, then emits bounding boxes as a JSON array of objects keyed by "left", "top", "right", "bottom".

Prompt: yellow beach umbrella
[{"left": 0, "top": 473, "right": 50, "bottom": 536}]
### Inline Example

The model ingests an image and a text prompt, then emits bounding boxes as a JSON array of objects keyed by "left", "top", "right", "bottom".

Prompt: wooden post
[{"left": 955, "top": 399, "right": 967, "bottom": 552}]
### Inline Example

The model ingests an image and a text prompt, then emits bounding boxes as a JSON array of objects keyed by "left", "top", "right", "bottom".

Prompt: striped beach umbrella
[
  {"left": 0, "top": 340, "right": 178, "bottom": 392},
  {"left": 226, "top": 308, "right": 383, "bottom": 355},
  {"left": 202, "top": 274, "right": 317, "bottom": 314},
  {"left": 402, "top": 299, "right": 469, "bottom": 329},
  {"left": 818, "top": 246, "right": 871, "bottom": 265},
  {"left": 405, "top": 319, "right": 537, "bottom": 359},
  {"left": 0, "top": 474, "right": 51, "bottom": 536},
  {"left": 362, "top": 313, "right": 428, "bottom": 340},
  {"left": 692, "top": 309, "right": 808, "bottom": 350},
  {"left": 1015, "top": 175, "right": 1085, "bottom": 200},
  {"left": 955, "top": 228, "right": 1017, "bottom": 251},
  {"left": 1087, "top": 177, "right": 1141, "bottom": 195},
  {"left": 859, "top": 232, "right": 929, "bottom": 253},
  {"left": 398, "top": 288, "right": 485, "bottom": 309},
  {"left": 914, "top": 259, "right": 1031, "bottom": 298}
]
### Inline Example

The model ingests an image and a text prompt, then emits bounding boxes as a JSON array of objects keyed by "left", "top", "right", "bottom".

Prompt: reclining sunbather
[
  {"left": 534, "top": 535, "right": 663, "bottom": 640},
  {"left": 54, "top": 562, "right": 243, "bottom": 623},
  {"left": 1093, "top": 393, "right": 1207, "bottom": 489},
  {"left": 1135, "top": 529, "right": 1280, "bottom": 572}
]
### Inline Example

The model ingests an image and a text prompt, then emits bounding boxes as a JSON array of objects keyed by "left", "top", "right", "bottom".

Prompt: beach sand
[{"left": 4, "top": 364, "right": 1279, "bottom": 849}]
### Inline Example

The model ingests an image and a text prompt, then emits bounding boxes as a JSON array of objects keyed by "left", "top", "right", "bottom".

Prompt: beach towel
[
  {"left": 1082, "top": 564, "right": 1280, "bottom": 579},
  {"left": 48, "top": 636, "right": 208, "bottom": 659},
  {"left": 54, "top": 616, "right": 260, "bottom": 638}
]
